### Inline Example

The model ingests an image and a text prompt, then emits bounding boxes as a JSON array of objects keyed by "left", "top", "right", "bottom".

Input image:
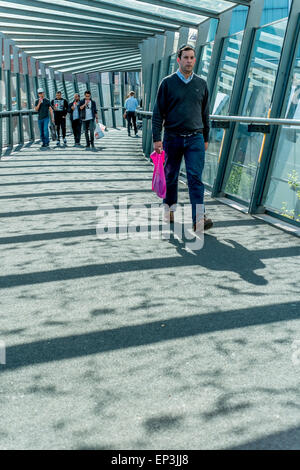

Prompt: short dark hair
[
  {"left": 177, "top": 44, "right": 196, "bottom": 59},
  {"left": 84, "top": 90, "right": 91, "bottom": 95},
  {"left": 56, "top": 90, "right": 62, "bottom": 94}
]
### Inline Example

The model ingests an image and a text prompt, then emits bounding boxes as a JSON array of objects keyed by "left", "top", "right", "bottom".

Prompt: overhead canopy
[{"left": 0, "top": 0, "right": 251, "bottom": 73}]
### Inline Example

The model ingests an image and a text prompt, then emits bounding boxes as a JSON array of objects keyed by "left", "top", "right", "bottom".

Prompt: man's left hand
[{"left": 205, "top": 142, "right": 209, "bottom": 151}]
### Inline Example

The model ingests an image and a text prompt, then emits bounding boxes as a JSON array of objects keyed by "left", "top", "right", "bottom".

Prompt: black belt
[{"left": 177, "top": 130, "right": 203, "bottom": 137}]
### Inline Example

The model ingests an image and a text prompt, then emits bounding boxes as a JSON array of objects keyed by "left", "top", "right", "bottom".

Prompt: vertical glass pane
[
  {"left": 198, "top": 41, "right": 214, "bottom": 80},
  {"left": 19, "top": 74, "right": 30, "bottom": 142},
  {"left": 0, "top": 69, "right": 5, "bottom": 147},
  {"left": 38, "top": 77, "right": 46, "bottom": 93},
  {"left": 223, "top": 18, "right": 288, "bottom": 202},
  {"left": 189, "top": 28, "right": 198, "bottom": 47},
  {"left": 65, "top": 80, "right": 75, "bottom": 101},
  {"left": 46, "top": 78, "right": 56, "bottom": 100},
  {"left": 77, "top": 81, "right": 87, "bottom": 98},
  {"left": 55, "top": 80, "right": 64, "bottom": 94},
  {"left": 203, "top": 31, "right": 244, "bottom": 187},
  {"left": 112, "top": 72, "right": 123, "bottom": 127},
  {"left": 101, "top": 73, "right": 113, "bottom": 128},
  {"left": 264, "top": 43, "right": 300, "bottom": 223},
  {"left": 168, "top": 53, "right": 177, "bottom": 74},
  {"left": 173, "top": 32, "right": 179, "bottom": 53},
  {"left": 29, "top": 76, "right": 37, "bottom": 105},
  {"left": 11, "top": 74, "right": 19, "bottom": 145},
  {"left": 28, "top": 76, "right": 39, "bottom": 140}
]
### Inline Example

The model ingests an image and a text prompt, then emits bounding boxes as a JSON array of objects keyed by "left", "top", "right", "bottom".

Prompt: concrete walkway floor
[{"left": 0, "top": 129, "right": 300, "bottom": 450}]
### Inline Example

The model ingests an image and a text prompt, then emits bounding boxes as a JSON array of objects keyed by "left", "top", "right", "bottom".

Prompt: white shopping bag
[{"left": 95, "top": 123, "right": 105, "bottom": 139}]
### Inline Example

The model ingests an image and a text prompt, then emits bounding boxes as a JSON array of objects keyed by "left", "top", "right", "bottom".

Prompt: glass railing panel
[
  {"left": 1, "top": 117, "right": 9, "bottom": 147},
  {"left": 13, "top": 115, "right": 19, "bottom": 145}
]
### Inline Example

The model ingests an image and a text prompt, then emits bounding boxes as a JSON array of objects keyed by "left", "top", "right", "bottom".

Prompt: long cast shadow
[
  {"left": 0, "top": 220, "right": 266, "bottom": 245},
  {"left": 0, "top": 163, "right": 149, "bottom": 169},
  {"left": 229, "top": 424, "right": 300, "bottom": 450},
  {"left": 1, "top": 301, "right": 299, "bottom": 372},
  {"left": 0, "top": 189, "right": 154, "bottom": 199},
  {"left": 1, "top": 233, "right": 299, "bottom": 288},
  {"left": 0, "top": 171, "right": 153, "bottom": 177},
  {"left": 0, "top": 201, "right": 218, "bottom": 218},
  {"left": 0, "top": 178, "right": 152, "bottom": 187}
]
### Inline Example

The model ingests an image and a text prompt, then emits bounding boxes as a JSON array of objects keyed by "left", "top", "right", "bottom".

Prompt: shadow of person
[{"left": 166, "top": 224, "right": 268, "bottom": 286}]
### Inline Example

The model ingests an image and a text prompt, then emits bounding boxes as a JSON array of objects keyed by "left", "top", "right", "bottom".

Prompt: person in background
[
  {"left": 68, "top": 93, "right": 82, "bottom": 147},
  {"left": 51, "top": 91, "right": 68, "bottom": 146},
  {"left": 34, "top": 88, "right": 55, "bottom": 148},
  {"left": 79, "top": 90, "right": 98, "bottom": 150},
  {"left": 125, "top": 91, "right": 139, "bottom": 137}
]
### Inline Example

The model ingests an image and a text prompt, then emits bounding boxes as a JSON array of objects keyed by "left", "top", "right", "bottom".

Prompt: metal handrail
[
  {"left": 0, "top": 109, "right": 37, "bottom": 118},
  {"left": 136, "top": 110, "right": 300, "bottom": 127},
  {"left": 2, "top": 108, "right": 300, "bottom": 127}
]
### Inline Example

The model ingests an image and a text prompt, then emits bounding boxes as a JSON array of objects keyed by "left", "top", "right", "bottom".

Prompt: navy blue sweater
[{"left": 152, "top": 73, "right": 210, "bottom": 142}]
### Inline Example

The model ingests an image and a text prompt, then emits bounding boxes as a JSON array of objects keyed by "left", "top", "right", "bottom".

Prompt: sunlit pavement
[{"left": 0, "top": 129, "right": 300, "bottom": 450}]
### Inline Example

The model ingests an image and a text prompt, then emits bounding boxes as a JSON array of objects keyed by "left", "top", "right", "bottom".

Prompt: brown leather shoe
[
  {"left": 193, "top": 215, "right": 213, "bottom": 232},
  {"left": 164, "top": 210, "right": 174, "bottom": 223}
]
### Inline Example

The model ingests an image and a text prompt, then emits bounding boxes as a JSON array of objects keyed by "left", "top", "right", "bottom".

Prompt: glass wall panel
[
  {"left": 38, "top": 77, "right": 46, "bottom": 94},
  {"left": 11, "top": 74, "right": 19, "bottom": 145},
  {"left": 263, "top": 42, "right": 300, "bottom": 223},
  {"left": 0, "top": 68, "right": 6, "bottom": 147},
  {"left": 112, "top": 72, "right": 123, "bottom": 127},
  {"left": 197, "top": 41, "right": 214, "bottom": 80},
  {"left": 65, "top": 80, "right": 75, "bottom": 101},
  {"left": 46, "top": 78, "right": 56, "bottom": 101},
  {"left": 56, "top": 80, "right": 64, "bottom": 95},
  {"left": 168, "top": 53, "right": 177, "bottom": 74},
  {"left": 19, "top": 73, "right": 30, "bottom": 142},
  {"left": 203, "top": 31, "right": 244, "bottom": 187},
  {"left": 77, "top": 81, "right": 87, "bottom": 98},
  {"left": 100, "top": 73, "right": 112, "bottom": 128},
  {"left": 28, "top": 76, "right": 39, "bottom": 140},
  {"left": 222, "top": 18, "right": 288, "bottom": 202}
]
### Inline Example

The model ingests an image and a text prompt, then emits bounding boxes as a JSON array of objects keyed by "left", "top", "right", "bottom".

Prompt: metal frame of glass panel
[{"left": 0, "top": 0, "right": 250, "bottom": 73}]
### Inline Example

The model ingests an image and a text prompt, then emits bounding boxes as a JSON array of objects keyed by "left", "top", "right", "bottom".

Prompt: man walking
[
  {"left": 125, "top": 91, "right": 139, "bottom": 137},
  {"left": 152, "top": 44, "right": 213, "bottom": 232},
  {"left": 51, "top": 91, "right": 68, "bottom": 146},
  {"left": 79, "top": 90, "right": 98, "bottom": 150},
  {"left": 34, "top": 88, "right": 54, "bottom": 148},
  {"left": 68, "top": 93, "right": 82, "bottom": 146}
]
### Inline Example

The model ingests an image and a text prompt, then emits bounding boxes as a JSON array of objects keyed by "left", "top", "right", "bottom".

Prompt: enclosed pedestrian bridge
[{"left": 0, "top": 0, "right": 300, "bottom": 451}]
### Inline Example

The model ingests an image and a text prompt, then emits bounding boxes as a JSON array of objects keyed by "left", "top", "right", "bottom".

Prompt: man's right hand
[{"left": 154, "top": 141, "right": 163, "bottom": 154}]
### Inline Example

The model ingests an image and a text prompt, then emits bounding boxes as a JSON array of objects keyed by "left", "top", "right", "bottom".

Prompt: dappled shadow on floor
[{"left": 1, "top": 300, "right": 299, "bottom": 371}]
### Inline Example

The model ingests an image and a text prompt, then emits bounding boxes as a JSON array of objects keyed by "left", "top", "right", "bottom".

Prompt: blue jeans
[
  {"left": 163, "top": 132, "right": 205, "bottom": 223},
  {"left": 38, "top": 117, "right": 50, "bottom": 145}
]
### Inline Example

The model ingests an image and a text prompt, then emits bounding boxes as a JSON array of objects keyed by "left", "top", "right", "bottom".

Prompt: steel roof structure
[{"left": 0, "top": 0, "right": 252, "bottom": 72}]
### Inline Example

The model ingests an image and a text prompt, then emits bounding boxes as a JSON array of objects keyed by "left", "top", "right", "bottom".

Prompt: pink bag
[{"left": 150, "top": 150, "right": 166, "bottom": 199}]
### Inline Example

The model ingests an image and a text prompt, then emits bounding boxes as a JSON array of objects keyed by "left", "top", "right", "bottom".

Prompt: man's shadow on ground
[{"left": 164, "top": 222, "right": 268, "bottom": 286}]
